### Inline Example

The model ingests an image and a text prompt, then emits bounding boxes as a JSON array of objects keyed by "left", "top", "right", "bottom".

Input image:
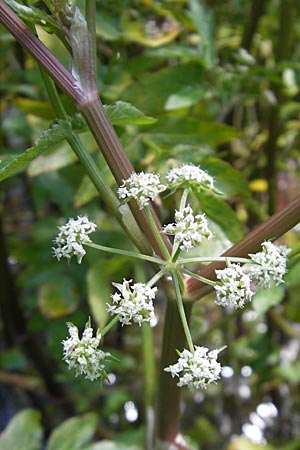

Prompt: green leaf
[
  {"left": 121, "top": 63, "right": 203, "bottom": 115},
  {"left": 200, "top": 157, "right": 250, "bottom": 198},
  {"left": 164, "top": 86, "right": 205, "bottom": 111},
  {"left": 6, "top": 0, "right": 60, "bottom": 32},
  {"left": 86, "top": 261, "right": 110, "bottom": 329},
  {"left": 138, "top": 117, "right": 241, "bottom": 150},
  {"left": 0, "top": 409, "right": 43, "bottom": 450},
  {"left": 188, "top": 0, "right": 216, "bottom": 67},
  {"left": 197, "top": 194, "right": 244, "bottom": 242},
  {"left": 38, "top": 278, "right": 79, "bottom": 319},
  {"left": 0, "top": 120, "right": 72, "bottom": 182},
  {"left": 84, "top": 442, "right": 141, "bottom": 450},
  {"left": 252, "top": 286, "right": 285, "bottom": 316},
  {"left": 227, "top": 438, "right": 274, "bottom": 450},
  {"left": 104, "top": 101, "right": 156, "bottom": 125},
  {"left": 46, "top": 414, "right": 97, "bottom": 450}
]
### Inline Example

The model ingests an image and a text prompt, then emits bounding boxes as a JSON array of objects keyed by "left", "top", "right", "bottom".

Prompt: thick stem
[
  {"left": 187, "top": 193, "right": 300, "bottom": 299},
  {"left": 156, "top": 297, "right": 192, "bottom": 446},
  {"left": 0, "top": 1, "right": 82, "bottom": 103},
  {"left": 240, "top": 0, "right": 267, "bottom": 50},
  {"left": 0, "top": 2, "right": 171, "bottom": 258}
]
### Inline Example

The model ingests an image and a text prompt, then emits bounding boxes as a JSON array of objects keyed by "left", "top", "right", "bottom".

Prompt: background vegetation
[{"left": 0, "top": 0, "right": 300, "bottom": 449}]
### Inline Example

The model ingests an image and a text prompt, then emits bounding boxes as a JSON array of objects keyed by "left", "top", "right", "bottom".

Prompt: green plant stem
[
  {"left": 147, "top": 268, "right": 168, "bottom": 288},
  {"left": 79, "top": 101, "right": 172, "bottom": 259},
  {"left": 178, "top": 256, "right": 251, "bottom": 265},
  {"left": 100, "top": 314, "right": 120, "bottom": 337},
  {"left": 0, "top": 2, "right": 171, "bottom": 259},
  {"left": 39, "top": 70, "right": 152, "bottom": 253},
  {"left": 86, "top": 242, "right": 164, "bottom": 265},
  {"left": 182, "top": 268, "right": 216, "bottom": 287},
  {"left": 171, "top": 271, "right": 194, "bottom": 353},
  {"left": 171, "top": 188, "right": 189, "bottom": 260},
  {"left": 144, "top": 206, "right": 171, "bottom": 260}
]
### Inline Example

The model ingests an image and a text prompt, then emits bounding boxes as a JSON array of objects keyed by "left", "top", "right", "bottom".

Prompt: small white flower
[
  {"left": 164, "top": 346, "right": 223, "bottom": 390},
  {"left": 107, "top": 279, "right": 157, "bottom": 326},
  {"left": 249, "top": 241, "right": 290, "bottom": 288},
  {"left": 62, "top": 320, "right": 111, "bottom": 382},
  {"left": 214, "top": 264, "right": 254, "bottom": 309},
  {"left": 163, "top": 205, "right": 212, "bottom": 252},
  {"left": 166, "top": 164, "right": 216, "bottom": 192},
  {"left": 118, "top": 172, "right": 166, "bottom": 209},
  {"left": 52, "top": 215, "right": 97, "bottom": 263}
]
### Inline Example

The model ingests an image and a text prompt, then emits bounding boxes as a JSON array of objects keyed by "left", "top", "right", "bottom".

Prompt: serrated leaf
[
  {"left": 0, "top": 409, "right": 43, "bottom": 450},
  {"left": 0, "top": 120, "right": 72, "bottom": 182},
  {"left": 6, "top": 0, "right": 59, "bottom": 31},
  {"left": 197, "top": 194, "right": 244, "bottom": 242},
  {"left": 46, "top": 414, "right": 97, "bottom": 450},
  {"left": 86, "top": 261, "right": 109, "bottom": 329},
  {"left": 252, "top": 286, "right": 285, "bottom": 316},
  {"left": 104, "top": 101, "right": 156, "bottom": 125}
]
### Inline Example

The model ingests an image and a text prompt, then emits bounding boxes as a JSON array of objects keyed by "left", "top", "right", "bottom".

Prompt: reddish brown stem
[{"left": 187, "top": 193, "right": 300, "bottom": 299}]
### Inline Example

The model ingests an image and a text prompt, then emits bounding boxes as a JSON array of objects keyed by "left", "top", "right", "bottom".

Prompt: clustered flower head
[
  {"left": 62, "top": 320, "right": 111, "bottom": 382},
  {"left": 52, "top": 215, "right": 97, "bottom": 263},
  {"left": 163, "top": 205, "right": 212, "bottom": 252},
  {"left": 248, "top": 241, "right": 290, "bottom": 288},
  {"left": 214, "top": 263, "right": 254, "bottom": 309},
  {"left": 164, "top": 346, "right": 223, "bottom": 390},
  {"left": 107, "top": 279, "right": 157, "bottom": 326},
  {"left": 166, "top": 164, "right": 216, "bottom": 193},
  {"left": 118, "top": 171, "right": 166, "bottom": 209}
]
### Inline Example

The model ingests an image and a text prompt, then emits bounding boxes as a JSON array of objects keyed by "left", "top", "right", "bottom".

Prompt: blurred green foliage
[{"left": 1, "top": 0, "right": 300, "bottom": 449}]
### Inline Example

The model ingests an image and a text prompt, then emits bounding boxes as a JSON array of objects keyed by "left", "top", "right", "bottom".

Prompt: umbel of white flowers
[
  {"left": 214, "top": 263, "right": 254, "bottom": 309},
  {"left": 164, "top": 346, "right": 224, "bottom": 391},
  {"left": 166, "top": 164, "right": 215, "bottom": 192},
  {"left": 62, "top": 320, "right": 111, "bottom": 382},
  {"left": 163, "top": 205, "right": 213, "bottom": 252},
  {"left": 118, "top": 171, "right": 167, "bottom": 209},
  {"left": 213, "top": 241, "right": 290, "bottom": 309},
  {"left": 107, "top": 279, "right": 157, "bottom": 326},
  {"left": 248, "top": 241, "right": 291, "bottom": 288},
  {"left": 52, "top": 215, "right": 97, "bottom": 263}
]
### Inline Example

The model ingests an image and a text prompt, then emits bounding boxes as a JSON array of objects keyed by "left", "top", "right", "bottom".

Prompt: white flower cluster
[
  {"left": 249, "top": 241, "right": 290, "bottom": 288},
  {"left": 52, "top": 215, "right": 97, "bottom": 263},
  {"left": 214, "top": 241, "right": 290, "bottom": 309},
  {"left": 214, "top": 264, "right": 254, "bottom": 309},
  {"left": 62, "top": 321, "right": 110, "bottom": 382},
  {"left": 166, "top": 164, "right": 215, "bottom": 192},
  {"left": 107, "top": 279, "right": 157, "bottom": 326},
  {"left": 118, "top": 172, "right": 166, "bottom": 209},
  {"left": 164, "top": 346, "right": 223, "bottom": 390},
  {"left": 163, "top": 205, "right": 212, "bottom": 252}
]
